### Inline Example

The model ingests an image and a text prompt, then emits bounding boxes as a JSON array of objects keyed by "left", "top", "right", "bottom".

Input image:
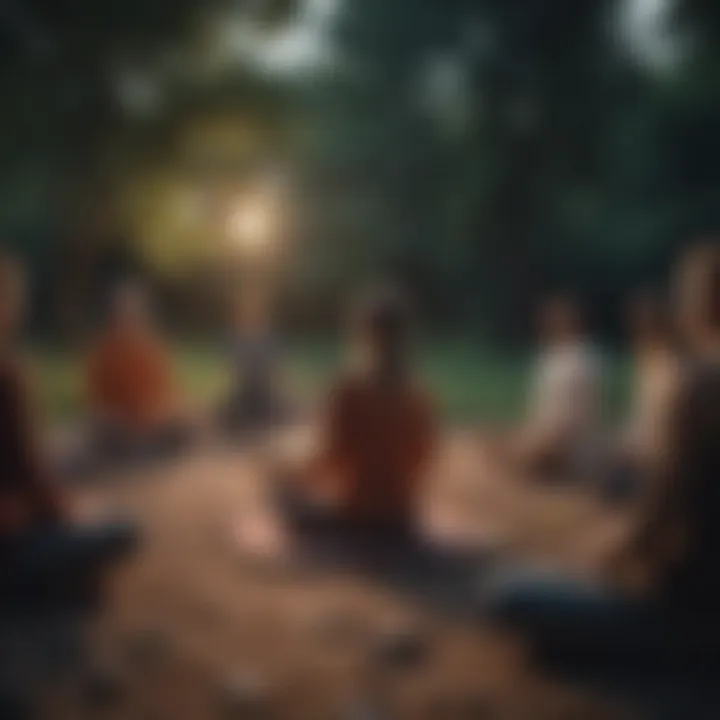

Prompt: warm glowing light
[{"left": 226, "top": 191, "right": 280, "bottom": 256}]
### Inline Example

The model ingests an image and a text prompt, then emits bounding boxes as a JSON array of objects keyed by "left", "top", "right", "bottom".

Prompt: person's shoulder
[
  {"left": 571, "top": 339, "right": 600, "bottom": 361},
  {"left": 564, "top": 341, "right": 603, "bottom": 373},
  {"left": 586, "top": 344, "right": 605, "bottom": 371},
  {"left": 539, "top": 344, "right": 570, "bottom": 368}
]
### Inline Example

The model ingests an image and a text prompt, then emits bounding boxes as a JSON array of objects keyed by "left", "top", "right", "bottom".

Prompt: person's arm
[
  {"left": 6, "top": 363, "right": 66, "bottom": 524},
  {"left": 625, "top": 365, "right": 692, "bottom": 553},
  {"left": 604, "top": 468, "right": 684, "bottom": 594},
  {"left": 605, "top": 370, "right": 691, "bottom": 593}
]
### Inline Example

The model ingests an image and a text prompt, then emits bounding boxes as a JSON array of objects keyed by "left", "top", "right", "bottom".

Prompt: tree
[{"left": 0, "top": 0, "right": 293, "bottom": 334}]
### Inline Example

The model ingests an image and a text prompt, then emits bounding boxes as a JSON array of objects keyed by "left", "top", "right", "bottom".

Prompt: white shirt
[{"left": 530, "top": 340, "right": 605, "bottom": 443}]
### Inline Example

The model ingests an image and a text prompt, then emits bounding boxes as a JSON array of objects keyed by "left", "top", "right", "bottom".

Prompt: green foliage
[
  {"left": 4, "top": 0, "right": 720, "bottom": 342},
  {"left": 283, "top": 0, "right": 720, "bottom": 339},
  {"left": 31, "top": 340, "right": 629, "bottom": 424}
]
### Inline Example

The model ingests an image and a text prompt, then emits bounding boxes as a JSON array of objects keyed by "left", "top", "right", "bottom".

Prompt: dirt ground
[{"left": 2, "top": 428, "right": 703, "bottom": 719}]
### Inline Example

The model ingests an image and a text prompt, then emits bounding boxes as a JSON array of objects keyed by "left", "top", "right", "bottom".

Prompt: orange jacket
[
  {"left": 88, "top": 328, "right": 177, "bottom": 431},
  {"left": 315, "top": 374, "right": 435, "bottom": 523}
]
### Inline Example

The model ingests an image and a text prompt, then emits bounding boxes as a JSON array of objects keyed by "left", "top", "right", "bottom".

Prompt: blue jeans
[{"left": 485, "top": 568, "right": 718, "bottom": 667}]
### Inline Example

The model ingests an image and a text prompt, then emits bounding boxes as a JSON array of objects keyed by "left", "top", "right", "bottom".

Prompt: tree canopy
[{"left": 2, "top": 0, "right": 719, "bottom": 340}]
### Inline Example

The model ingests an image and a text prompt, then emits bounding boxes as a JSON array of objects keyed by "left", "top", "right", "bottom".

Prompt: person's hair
[
  {"left": 676, "top": 241, "right": 720, "bottom": 343},
  {"left": 352, "top": 284, "right": 411, "bottom": 376},
  {"left": 539, "top": 293, "right": 584, "bottom": 337}
]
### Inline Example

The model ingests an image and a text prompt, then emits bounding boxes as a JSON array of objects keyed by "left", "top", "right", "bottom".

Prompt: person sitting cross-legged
[
  {"left": 217, "top": 287, "right": 288, "bottom": 437},
  {"left": 485, "top": 244, "right": 720, "bottom": 672},
  {"left": 492, "top": 296, "right": 606, "bottom": 482},
  {"left": 272, "top": 285, "right": 437, "bottom": 550},
  {"left": 85, "top": 281, "right": 192, "bottom": 467},
  {"left": 0, "top": 253, "right": 137, "bottom": 608}
]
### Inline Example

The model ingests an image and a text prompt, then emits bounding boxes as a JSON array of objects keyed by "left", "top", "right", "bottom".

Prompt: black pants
[
  {"left": 485, "top": 568, "right": 720, "bottom": 669},
  {"left": 273, "top": 480, "right": 415, "bottom": 550},
  {"left": 1, "top": 519, "right": 138, "bottom": 609}
]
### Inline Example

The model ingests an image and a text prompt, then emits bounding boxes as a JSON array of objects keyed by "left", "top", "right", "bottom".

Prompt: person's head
[
  {"left": 675, "top": 241, "right": 720, "bottom": 353},
  {"left": 109, "top": 281, "right": 152, "bottom": 332},
  {"left": 0, "top": 251, "right": 26, "bottom": 343},
  {"left": 626, "top": 290, "right": 673, "bottom": 351},
  {"left": 352, "top": 284, "right": 411, "bottom": 380},
  {"left": 537, "top": 295, "right": 584, "bottom": 344}
]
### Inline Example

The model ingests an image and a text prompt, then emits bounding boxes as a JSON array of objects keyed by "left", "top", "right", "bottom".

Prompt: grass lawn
[{"left": 30, "top": 341, "right": 630, "bottom": 425}]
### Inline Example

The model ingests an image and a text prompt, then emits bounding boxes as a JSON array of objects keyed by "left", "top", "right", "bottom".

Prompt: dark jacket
[{"left": 0, "top": 357, "right": 62, "bottom": 538}]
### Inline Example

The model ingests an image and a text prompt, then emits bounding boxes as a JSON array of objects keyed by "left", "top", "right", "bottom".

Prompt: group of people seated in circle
[
  {"left": 2, "top": 238, "right": 720, "bottom": 672},
  {"left": 0, "top": 259, "right": 287, "bottom": 608},
  {"left": 80, "top": 281, "right": 286, "bottom": 471},
  {"left": 488, "top": 280, "right": 683, "bottom": 504},
  {"left": 486, "top": 241, "right": 720, "bottom": 668}
]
